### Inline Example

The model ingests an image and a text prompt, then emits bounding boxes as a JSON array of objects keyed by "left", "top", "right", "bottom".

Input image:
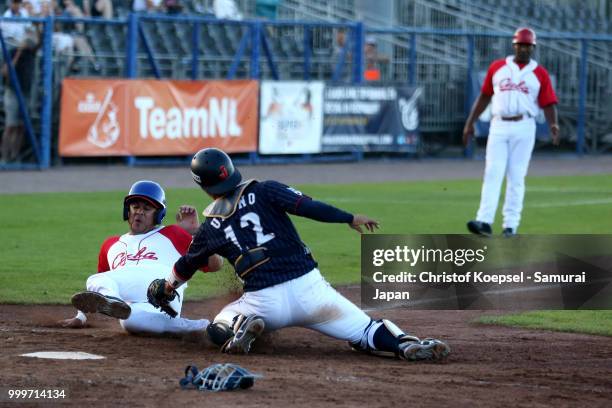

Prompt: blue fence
[{"left": 1, "top": 13, "right": 611, "bottom": 169}]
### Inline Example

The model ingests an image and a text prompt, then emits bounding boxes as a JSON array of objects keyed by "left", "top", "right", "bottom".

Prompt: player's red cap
[{"left": 513, "top": 27, "right": 536, "bottom": 45}]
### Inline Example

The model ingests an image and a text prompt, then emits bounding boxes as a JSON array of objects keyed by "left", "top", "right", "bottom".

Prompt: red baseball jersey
[
  {"left": 98, "top": 225, "right": 192, "bottom": 273},
  {"left": 481, "top": 56, "right": 558, "bottom": 118}
]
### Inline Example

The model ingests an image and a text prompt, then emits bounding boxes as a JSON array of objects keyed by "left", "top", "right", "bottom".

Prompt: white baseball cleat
[
  {"left": 71, "top": 291, "right": 131, "bottom": 320},
  {"left": 399, "top": 338, "right": 451, "bottom": 361},
  {"left": 222, "top": 315, "right": 265, "bottom": 354}
]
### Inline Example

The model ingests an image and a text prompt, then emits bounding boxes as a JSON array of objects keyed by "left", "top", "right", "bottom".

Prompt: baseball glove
[{"left": 147, "top": 278, "right": 179, "bottom": 318}]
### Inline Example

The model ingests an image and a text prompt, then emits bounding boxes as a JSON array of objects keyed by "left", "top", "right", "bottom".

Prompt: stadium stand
[
  {"left": 0, "top": 0, "right": 611, "bottom": 168},
  {"left": 278, "top": 0, "right": 612, "bottom": 145}
]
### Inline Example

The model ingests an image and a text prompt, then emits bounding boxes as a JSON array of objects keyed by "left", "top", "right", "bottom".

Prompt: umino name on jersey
[{"left": 209, "top": 193, "right": 257, "bottom": 229}]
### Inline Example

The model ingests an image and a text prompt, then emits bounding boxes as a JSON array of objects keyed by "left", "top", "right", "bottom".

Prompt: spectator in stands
[
  {"left": 38, "top": 1, "right": 77, "bottom": 75},
  {"left": 214, "top": 0, "right": 242, "bottom": 20},
  {"left": 81, "top": 0, "right": 113, "bottom": 18},
  {"left": 164, "top": 0, "right": 182, "bottom": 14},
  {"left": 39, "top": 0, "right": 52, "bottom": 16},
  {"left": 1, "top": 0, "right": 33, "bottom": 47},
  {"left": 1, "top": 0, "right": 39, "bottom": 164},
  {"left": 363, "top": 35, "right": 388, "bottom": 82},
  {"left": 332, "top": 27, "right": 351, "bottom": 81},
  {"left": 22, "top": 0, "right": 37, "bottom": 15},
  {"left": 41, "top": 1, "right": 61, "bottom": 16},
  {"left": 132, "top": 0, "right": 163, "bottom": 13},
  {"left": 333, "top": 28, "right": 347, "bottom": 57},
  {"left": 190, "top": 1, "right": 208, "bottom": 14},
  {"left": 60, "top": 0, "right": 101, "bottom": 72},
  {"left": 191, "top": 1, "right": 212, "bottom": 15}
]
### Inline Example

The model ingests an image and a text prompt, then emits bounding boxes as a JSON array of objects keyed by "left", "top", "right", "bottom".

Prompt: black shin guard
[
  {"left": 351, "top": 319, "right": 419, "bottom": 358},
  {"left": 372, "top": 323, "right": 401, "bottom": 353}
]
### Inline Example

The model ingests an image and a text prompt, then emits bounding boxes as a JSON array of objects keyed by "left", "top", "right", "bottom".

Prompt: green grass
[
  {"left": 1, "top": 174, "right": 612, "bottom": 335},
  {"left": 477, "top": 311, "right": 612, "bottom": 336}
]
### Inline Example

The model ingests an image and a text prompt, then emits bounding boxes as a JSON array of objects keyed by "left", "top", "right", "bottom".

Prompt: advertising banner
[
  {"left": 59, "top": 80, "right": 129, "bottom": 156},
  {"left": 322, "top": 86, "right": 420, "bottom": 152},
  {"left": 59, "top": 79, "right": 259, "bottom": 156},
  {"left": 259, "top": 81, "right": 324, "bottom": 154}
]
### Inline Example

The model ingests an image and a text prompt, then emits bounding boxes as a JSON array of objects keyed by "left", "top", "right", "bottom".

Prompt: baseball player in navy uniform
[
  {"left": 463, "top": 27, "right": 559, "bottom": 237},
  {"left": 148, "top": 148, "right": 450, "bottom": 361},
  {"left": 61, "top": 180, "right": 223, "bottom": 336}
]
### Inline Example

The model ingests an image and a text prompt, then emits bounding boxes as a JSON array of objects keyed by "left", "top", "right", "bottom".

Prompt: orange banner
[{"left": 59, "top": 79, "right": 259, "bottom": 157}]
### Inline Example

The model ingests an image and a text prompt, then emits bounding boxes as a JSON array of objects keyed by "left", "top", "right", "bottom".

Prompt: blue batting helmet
[{"left": 123, "top": 180, "right": 167, "bottom": 224}]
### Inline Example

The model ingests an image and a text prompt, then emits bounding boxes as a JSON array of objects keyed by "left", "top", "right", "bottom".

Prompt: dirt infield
[{"left": 2, "top": 287, "right": 612, "bottom": 407}]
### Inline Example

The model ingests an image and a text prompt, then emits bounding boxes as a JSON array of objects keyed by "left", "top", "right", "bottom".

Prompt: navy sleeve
[
  {"left": 294, "top": 198, "right": 354, "bottom": 223},
  {"left": 261, "top": 180, "right": 354, "bottom": 223},
  {"left": 173, "top": 223, "right": 212, "bottom": 282},
  {"left": 259, "top": 180, "right": 310, "bottom": 213}
]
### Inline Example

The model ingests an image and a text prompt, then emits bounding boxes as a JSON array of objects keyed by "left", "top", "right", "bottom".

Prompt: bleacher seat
[
  {"left": 141, "top": 23, "right": 169, "bottom": 54},
  {"left": 4, "top": 0, "right": 609, "bottom": 148},
  {"left": 107, "top": 24, "right": 127, "bottom": 53}
]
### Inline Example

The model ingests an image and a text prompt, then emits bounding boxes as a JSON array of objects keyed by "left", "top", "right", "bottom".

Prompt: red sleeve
[
  {"left": 159, "top": 225, "right": 192, "bottom": 255},
  {"left": 534, "top": 66, "right": 558, "bottom": 107},
  {"left": 481, "top": 59, "right": 506, "bottom": 96},
  {"left": 160, "top": 225, "right": 212, "bottom": 273},
  {"left": 98, "top": 236, "right": 120, "bottom": 273}
]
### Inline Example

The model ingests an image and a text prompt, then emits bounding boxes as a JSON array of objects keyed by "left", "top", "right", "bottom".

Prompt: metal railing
[{"left": 1, "top": 13, "right": 611, "bottom": 170}]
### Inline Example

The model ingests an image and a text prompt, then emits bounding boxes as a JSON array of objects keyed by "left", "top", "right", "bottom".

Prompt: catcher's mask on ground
[
  {"left": 123, "top": 180, "right": 167, "bottom": 224},
  {"left": 180, "top": 364, "right": 261, "bottom": 392},
  {"left": 190, "top": 148, "right": 242, "bottom": 197}
]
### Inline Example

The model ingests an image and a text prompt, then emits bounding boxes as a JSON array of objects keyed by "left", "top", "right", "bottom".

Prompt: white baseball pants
[
  {"left": 476, "top": 117, "right": 536, "bottom": 231},
  {"left": 86, "top": 267, "right": 208, "bottom": 335},
  {"left": 213, "top": 268, "right": 371, "bottom": 344}
]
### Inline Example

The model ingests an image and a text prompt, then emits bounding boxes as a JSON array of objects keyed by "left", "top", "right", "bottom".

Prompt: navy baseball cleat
[
  {"left": 71, "top": 291, "right": 131, "bottom": 320},
  {"left": 467, "top": 220, "right": 492, "bottom": 237},
  {"left": 399, "top": 338, "right": 451, "bottom": 361},
  {"left": 502, "top": 227, "right": 516, "bottom": 237},
  {"left": 222, "top": 315, "right": 265, "bottom": 354}
]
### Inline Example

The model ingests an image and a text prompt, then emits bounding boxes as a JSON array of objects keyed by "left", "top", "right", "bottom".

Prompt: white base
[{"left": 20, "top": 351, "right": 105, "bottom": 360}]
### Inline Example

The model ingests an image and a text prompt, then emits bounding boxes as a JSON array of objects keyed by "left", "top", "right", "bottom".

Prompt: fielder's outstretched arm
[
  {"left": 349, "top": 214, "right": 380, "bottom": 233},
  {"left": 254, "top": 179, "right": 380, "bottom": 232},
  {"left": 293, "top": 198, "right": 379, "bottom": 233}
]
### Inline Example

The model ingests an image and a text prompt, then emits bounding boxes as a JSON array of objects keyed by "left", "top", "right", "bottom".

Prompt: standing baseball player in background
[
  {"left": 148, "top": 148, "right": 450, "bottom": 362},
  {"left": 60, "top": 180, "right": 223, "bottom": 336},
  {"left": 463, "top": 27, "right": 559, "bottom": 237}
]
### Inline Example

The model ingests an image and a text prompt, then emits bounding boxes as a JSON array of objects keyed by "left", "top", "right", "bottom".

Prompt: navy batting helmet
[
  {"left": 512, "top": 27, "right": 536, "bottom": 45},
  {"left": 190, "top": 148, "right": 242, "bottom": 196},
  {"left": 123, "top": 180, "right": 167, "bottom": 224}
]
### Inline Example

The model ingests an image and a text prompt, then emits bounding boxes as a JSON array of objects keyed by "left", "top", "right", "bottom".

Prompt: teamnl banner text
[{"left": 59, "top": 79, "right": 259, "bottom": 156}]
